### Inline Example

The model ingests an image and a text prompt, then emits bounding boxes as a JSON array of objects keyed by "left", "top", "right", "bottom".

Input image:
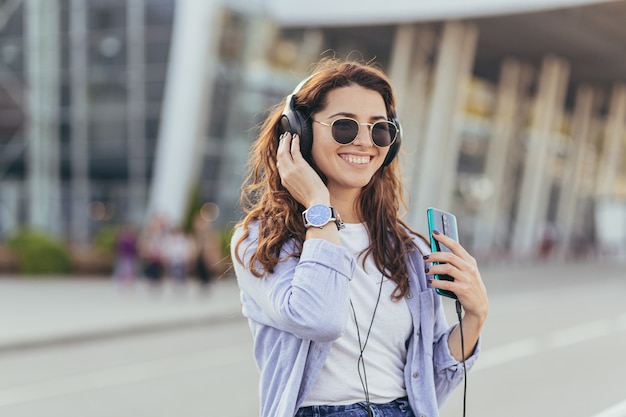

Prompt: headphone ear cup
[
  {"left": 298, "top": 115, "right": 313, "bottom": 160},
  {"left": 278, "top": 95, "right": 299, "bottom": 137},
  {"left": 383, "top": 115, "right": 402, "bottom": 166},
  {"left": 279, "top": 94, "right": 313, "bottom": 161},
  {"left": 383, "top": 140, "right": 400, "bottom": 166}
]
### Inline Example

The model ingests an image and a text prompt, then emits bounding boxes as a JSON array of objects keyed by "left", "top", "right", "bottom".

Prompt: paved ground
[
  {"left": 2, "top": 258, "right": 625, "bottom": 417},
  {"left": 1, "top": 257, "right": 623, "bottom": 353},
  {"left": 0, "top": 274, "right": 243, "bottom": 352}
]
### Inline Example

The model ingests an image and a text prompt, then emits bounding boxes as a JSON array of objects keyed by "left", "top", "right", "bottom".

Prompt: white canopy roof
[
  {"left": 262, "top": 0, "right": 615, "bottom": 26},
  {"left": 222, "top": 0, "right": 626, "bottom": 86}
]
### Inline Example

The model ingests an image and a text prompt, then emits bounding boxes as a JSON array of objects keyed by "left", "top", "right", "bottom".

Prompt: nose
[{"left": 352, "top": 122, "right": 373, "bottom": 147}]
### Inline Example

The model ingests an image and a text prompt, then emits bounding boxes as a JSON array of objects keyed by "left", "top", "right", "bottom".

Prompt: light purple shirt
[{"left": 232, "top": 223, "right": 480, "bottom": 417}]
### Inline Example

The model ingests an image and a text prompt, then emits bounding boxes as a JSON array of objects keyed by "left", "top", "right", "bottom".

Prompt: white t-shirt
[{"left": 301, "top": 222, "right": 413, "bottom": 406}]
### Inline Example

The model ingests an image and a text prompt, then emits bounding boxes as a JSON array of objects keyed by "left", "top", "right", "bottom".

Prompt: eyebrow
[{"left": 326, "top": 111, "right": 388, "bottom": 121}]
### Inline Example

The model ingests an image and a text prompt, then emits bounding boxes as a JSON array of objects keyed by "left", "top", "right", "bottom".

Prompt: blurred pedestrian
[
  {"left": 231, "top": 58, "right": 489, "bottom": 417},
  {"left": 112, "top": 224, "right": 138, "bottom": 288},
  {"left": 539, "top": 221, "right": 558, "bottom": 260},
  {"left": 139, "top": 214, "right": 167, "bottom": 287},
  {"left": 191, "top": 212, "right": 221, "bottom": 289},
  {"left": 163, "top": 225, "right": 193, "bottom": 287}
]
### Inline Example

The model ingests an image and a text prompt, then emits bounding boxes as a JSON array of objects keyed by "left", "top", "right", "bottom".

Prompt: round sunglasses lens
[
  {"left": 371, "top": 121, "right": 396, "bottom": 147},
  {"left": 331, "top": 119, "right": 359, "bottom": 144}
]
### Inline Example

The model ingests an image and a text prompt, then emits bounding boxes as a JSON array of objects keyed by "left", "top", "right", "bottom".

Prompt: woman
[{"left": 232, "top": 58, "right": 488, "bottom": 417}]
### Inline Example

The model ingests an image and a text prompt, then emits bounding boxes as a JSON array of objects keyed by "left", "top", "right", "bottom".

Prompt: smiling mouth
[{"left": 341, "top": 154, "right": 371, "bottom": 165}]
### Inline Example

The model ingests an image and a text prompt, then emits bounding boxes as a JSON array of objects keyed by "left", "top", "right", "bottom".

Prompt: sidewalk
[
  {"left": 0, "top": 258, "right": 623, "bottom": 353},
  {"left": 0, "top": 274, "right": 243, "bottom": 352}
]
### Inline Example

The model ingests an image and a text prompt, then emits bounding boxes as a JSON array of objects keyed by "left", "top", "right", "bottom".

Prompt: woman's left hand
[{"left": 425, "top": 231, "right": 488, "bottom": 323}]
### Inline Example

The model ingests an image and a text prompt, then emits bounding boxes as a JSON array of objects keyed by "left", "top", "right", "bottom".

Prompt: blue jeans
[{"left": 295, "top": 397, "right": 415, "bottom": 417}]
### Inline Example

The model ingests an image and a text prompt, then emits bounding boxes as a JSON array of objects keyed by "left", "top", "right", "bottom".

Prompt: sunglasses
[{"left": 313, "top": 117, "right": 398, "bottom": 148}]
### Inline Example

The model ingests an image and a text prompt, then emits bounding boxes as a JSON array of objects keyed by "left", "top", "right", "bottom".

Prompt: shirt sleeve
[
  {"left": 409, "top": 236, "right": 482, "bottom": 407},
  {"left": 232, "top": 225, "right": 355, "bottom": 342},
  {"left": 431, "top": 289, "right": 482, "bottom": 405}
]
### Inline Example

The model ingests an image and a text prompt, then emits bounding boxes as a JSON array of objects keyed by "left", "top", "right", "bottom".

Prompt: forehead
[{"left": 320, "top": 85, "right": 387, "bottom": 117}]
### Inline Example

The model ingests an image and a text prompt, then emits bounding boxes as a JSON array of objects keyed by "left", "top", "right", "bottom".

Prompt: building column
[
  {"left": 147, "top": 0, "right": 221, "bottom": 226},
  {"left": 511, "top": 55, "right": 569, "bottom": 258},
  {"left": 593, "top": 84, "right": 626, "bottom": 256},
  {"left": 25, "top": 0, "right": 61, "bottom": 235},
  {"left": 388, "top": 24, "right": 416, "bottom": 116},
  {"left": 408, "top": 21, "right": 478, "bottom": 232},
  {"left": 595, "top": 84, "right": 626, "bottom": 198},
  {"left": 69, "top": 0, "right": 90, "bottom": 245},
  {"left": 219, "top": 17, "right": 281, "bottom": 224},
  {"left": 0, "top": 182, "right": 20, "bottom": 239},
  {"left": 475, "top": 58, "right": 532, "bottom": 256},
  {"left": 555, "top": 85, "right": 598, "bottom": 259},
  {"left": 0, "top": 0, "right": 26, "bottom": 230},
  {"left": 127, "top": 0, "right": 147, "bottom": 225},
  {"left": 388, "top": 24, "right": 435, "bottom": 203}
]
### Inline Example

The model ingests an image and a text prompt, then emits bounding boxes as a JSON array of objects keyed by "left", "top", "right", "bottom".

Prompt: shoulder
[
  {"left": 412, "top": 233, "right": 431, "bottom": 257},
  {"left": 232, "top": 221, "right": 257, "bottom": 241},
  {"left": 400, "top": 228, "right": 433, "bottom": 293},
  {"left": 231, "top": 221, "right": 300, "bottom": 262},
  {"left": 400, "top": 225, "right": 431, "bottom": 257},
  {"left": 231, "top": 222, "right": 259, "bottom": 260}
]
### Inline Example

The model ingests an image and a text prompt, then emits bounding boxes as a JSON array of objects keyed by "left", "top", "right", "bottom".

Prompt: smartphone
[{"left": 426, "top": 207, "right": 459, "bottom": 299}]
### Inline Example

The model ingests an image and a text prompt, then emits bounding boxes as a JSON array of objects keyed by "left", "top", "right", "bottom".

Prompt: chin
[{"left": 337, "top": 176, "right": 375, "bottom": 190}]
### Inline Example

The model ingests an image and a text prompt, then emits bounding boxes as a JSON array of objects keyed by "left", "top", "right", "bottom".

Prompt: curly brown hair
[{"left": 234, "top": 58, "right": 422, "bottom": 300}]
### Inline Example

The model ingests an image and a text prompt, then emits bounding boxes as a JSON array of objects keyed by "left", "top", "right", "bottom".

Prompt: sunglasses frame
[{"left": 313, "top": 117, "right": 398, "bottom": 148}]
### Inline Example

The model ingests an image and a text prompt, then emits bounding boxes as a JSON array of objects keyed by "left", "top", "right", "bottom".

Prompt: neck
[{"left": 330, "top": 190, "right": 361, "bottom": 224}]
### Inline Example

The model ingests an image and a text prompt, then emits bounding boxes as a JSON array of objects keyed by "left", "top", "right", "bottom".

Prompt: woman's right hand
[{"left": 276, "top": 132, "right": 330, "bottom": 207}]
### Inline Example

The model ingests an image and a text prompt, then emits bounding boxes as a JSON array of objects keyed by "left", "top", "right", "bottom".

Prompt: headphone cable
[
  {"left": 350, "top": 272, "right": 383, "bottom": 417},
  {"left": 455, "top": 299, "right": 467, "bottom": 417},
  {"left": 350, "top": 171, "right": 387, "bottom": 417}
]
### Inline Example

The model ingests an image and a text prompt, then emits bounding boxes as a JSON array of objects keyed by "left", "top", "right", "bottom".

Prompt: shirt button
[
  {"left": 406, "top": 292, "right": 413, "bottom": 299},
  {"left": 412, "top": 371, "right": 419, "bottom": 378}
]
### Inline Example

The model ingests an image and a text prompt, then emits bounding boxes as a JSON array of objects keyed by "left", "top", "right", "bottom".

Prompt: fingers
[
  {"left": 426, "top": 259, "right": 486, "bottom": 313},
  {"left": 430, "top": 231, "right": 473, "bottom": 263},
  {"left": 276, "top": 132, "right": 291, "bottom": 168},
  {"left": 424, "top": 238, "right": 488, "bottom": 320},
  {"left": 276, "top": 132, "right": 302, "bottom": 171},
  {"left": 424, "top": 233, "right": 474, "bottom": 289},
  {"left": 275, "top": 132, "right": 329, "bottom": 207},
  {"left": 426, "top": 247, "right": 478, "bottom": 289}
]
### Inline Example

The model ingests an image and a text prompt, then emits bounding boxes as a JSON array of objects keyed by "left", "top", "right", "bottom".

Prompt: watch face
[{"left": 306, "top": 204, "right": 332, "bottom": 227}]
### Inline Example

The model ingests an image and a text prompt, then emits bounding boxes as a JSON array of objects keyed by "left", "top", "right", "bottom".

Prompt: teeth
[{"left": 342, "top": 155, "right": 370, "bottom": 164}]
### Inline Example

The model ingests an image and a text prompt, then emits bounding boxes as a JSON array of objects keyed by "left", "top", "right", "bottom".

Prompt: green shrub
[
  {"left": 219, "top": 225, "right": 234, "bottom": 258},
  {"left": 92, "top": 226, "right": 120, "bottom": 256},
  {"left": 6, "top": 229, "right": 72, "bottom": 275}
]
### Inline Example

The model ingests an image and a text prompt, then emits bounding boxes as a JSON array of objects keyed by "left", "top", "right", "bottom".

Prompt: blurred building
[
  {"left": 1, "top": 0, "right": 177, "bottom": 243},
  {"left": 1, "top": 0, "right": 625, "bottom": 261}
]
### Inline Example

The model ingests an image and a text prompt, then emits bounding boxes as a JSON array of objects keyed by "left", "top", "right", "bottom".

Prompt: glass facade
[
  {"left": 0, "top": 1, "right": 316, "bottom": 242},
  {"left": 1, "top": 1, "right": 622, "bottom": 260},
  {"left": 0, "top": 1, "right": 173, "bottom": 241}
]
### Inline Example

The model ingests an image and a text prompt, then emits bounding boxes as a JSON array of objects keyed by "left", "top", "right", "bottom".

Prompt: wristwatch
[{"left": 302, "top": 204, "right": 345, "bottom": 230}]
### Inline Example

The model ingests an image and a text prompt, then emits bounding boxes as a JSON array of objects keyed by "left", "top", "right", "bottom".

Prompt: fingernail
[
  {"left": 433, "top": 230, "right": 440, "bottom": 235},
  {"left": 427, "top": 279, "right": 433, "bottom": 285},
  {"left": 424, "top": 267, "right": 430, "bottom": 273},
  {"left": 423, "top": 255, "right": 429, "bottom": 260}
]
